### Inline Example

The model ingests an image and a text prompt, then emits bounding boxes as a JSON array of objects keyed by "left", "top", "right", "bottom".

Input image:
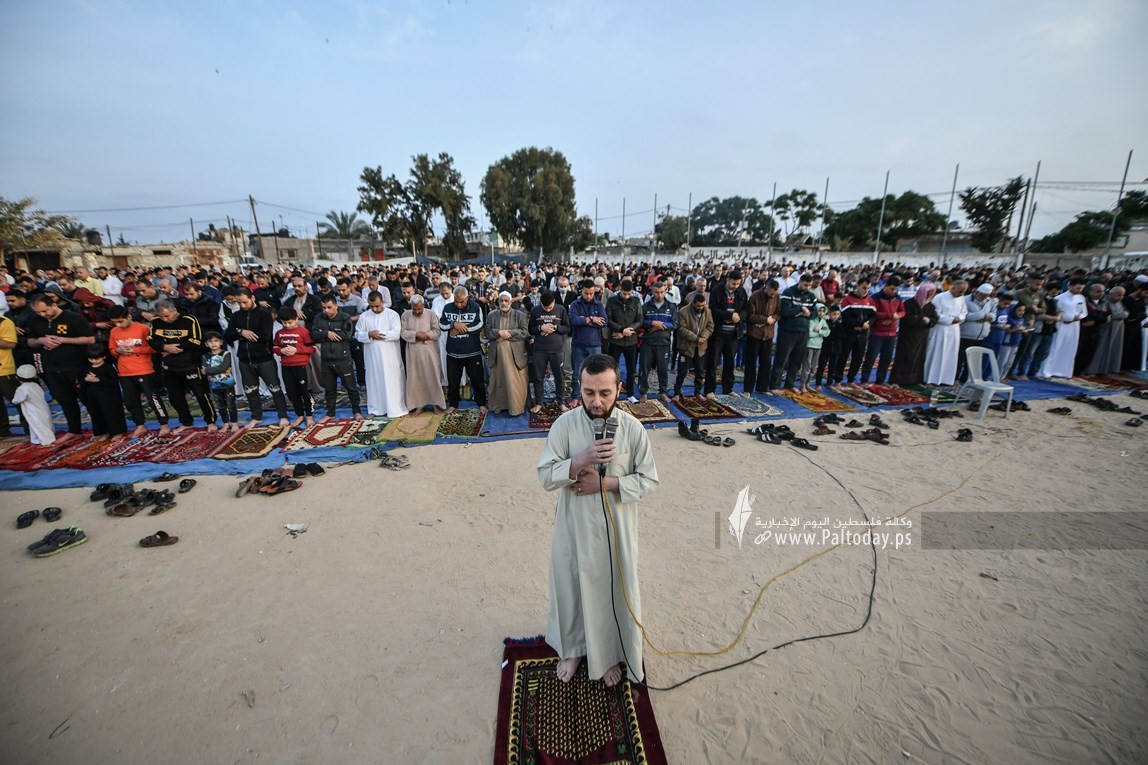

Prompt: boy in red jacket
[{"left": 274, "top": 306, "right": 316, "bottom": 428}]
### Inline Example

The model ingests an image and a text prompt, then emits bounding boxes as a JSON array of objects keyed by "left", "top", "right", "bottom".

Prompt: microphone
[{"left": 592, "top": 416, "right": 618, "bottom": 476}]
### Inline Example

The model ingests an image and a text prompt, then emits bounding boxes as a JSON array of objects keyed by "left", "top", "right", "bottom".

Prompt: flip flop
[
  {"left": 90, "top": 483, "right": 114, "bottom": 501},
  {"left": 236, "top": 477, "right": 256, "bottom": 498},
  {"left": 33, "top": 527, "right": 87, "bottom": 557},
  {"left": 16, "top": 510, "right": 39, "bottom": 529},
  {"left": 42, "top": 507, "right": 62, "bottom": 523},
  {"left": 756, "top": 432, "right": 781, "bottom": 444},
  {"left": 156, "top": 472, "right": 180, "bottom": 482},
  {"left": 107, "top": 503, "right": 140, "bottom": 517},
  {"left": 955, "top": 428, "right": 973, "bottom": 442},
  {"left": 149, "top": 501, "right": 177, "bottom": 515},
  {"left": 140, "top": 530, "right": 179, "bottom": 547},
  {"left": 846, "top": 420, "right": 864, "bottom": 428},
  {"left": 178, "top": 479, "right": 197, "bottom": 494},
  {"left": 722, "top": 437, "right": 735, "bottom": 447},
  {"left": 293, "top": 463, "right": 310, "bottom": 478},
  {"left": 840, "top": 431, "right": 867, "bottom": 441},
  {"left": 265, "top": 478, "right": 301, "bottom": 495},
  {"left": 821, "top": 413, "right": 844, "bottom": 424},
  {"left": 707, "top": 435, "right": 723, "bottom": 446},
  {"left": 1048, "top": 407, "right": 1072, "bottom": 415},
  {"left": 1126, "top": 418, "right": 1143, "bottom": 427},
  {"left": 790, "top": 438, "right": 818, "bottom": 451},
  {"left": 306, "top": 463, "right": 326, "bottom": 476},
  {"left": 812, "top": 425, "right": 836, "bottom": 435}
]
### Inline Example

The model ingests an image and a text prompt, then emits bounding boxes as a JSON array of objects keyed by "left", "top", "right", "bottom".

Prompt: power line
[{"left": 49, "top": 199, "right": 247, "bottom": 214}]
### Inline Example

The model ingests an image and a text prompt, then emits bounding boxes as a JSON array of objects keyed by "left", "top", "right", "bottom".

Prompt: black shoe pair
[{"left": 292, "top": 462, "right": 326, "bottom": 478}]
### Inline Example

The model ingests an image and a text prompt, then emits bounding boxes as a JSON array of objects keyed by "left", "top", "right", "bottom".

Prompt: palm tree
[
  {"left": 319, "top": 210, "right": 371, "bottom": 239},
  {"left": 58, "top": 220, "right": 87, "bottom": 240}
]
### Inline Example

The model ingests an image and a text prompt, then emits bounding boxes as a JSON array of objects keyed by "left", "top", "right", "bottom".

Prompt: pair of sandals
[
  {"left": 903, "top": 413, "right": 941, "bottom": 429},
  {"left": 868, "top": 414, "right": 890, "bottom": 430},
  {"left": 107, "top": 489, "right": 177, "bottom": 517},
  {"left": 16, "top": 507, "right": 62, "bottom": 528},
  {"left": 1048, "top": 407, "right": 1072, "bottom": 415},
  {"left": 749, "top": 424, "right": 793, "bottom": 445},
  {"left": 379, "top": 453, "right": 411, "bottom": 471},
  {"left": 812, "top": 420, "right": 836, "bottom": 435},
  {"left": 840, "top": 428, "right": 889, "bottom": 445},
  {"left": 292, "top": 462, "right": 327, "bottom": 479},
  {"left": 91, "top": 483, "right": 134, "bottom": 503},
  {"left": 955, "top": 428, "right": 974, "bottom": 442},
  {"left": 27, "top": 526, "right": 87, "bottom": 558},
  {"left": 257, "top": 474, "right": 302, "bottom": 495},
  {"left": 1130, "top": 390, "right": 1147, "bottom": 399}
]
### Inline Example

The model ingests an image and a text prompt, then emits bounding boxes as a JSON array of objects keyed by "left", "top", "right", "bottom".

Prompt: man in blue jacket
[
  {"left": 770, "top": 273, "right": 818, "bottom": 390},
  {"left": 639, "top": 281, "right": 675, "bottom": 400},
  {"left": 439, "top": 286, "right": 487, "bottom": 412},
  {"left": 567, "top": 279, "right": 607, "bottom": 399}
]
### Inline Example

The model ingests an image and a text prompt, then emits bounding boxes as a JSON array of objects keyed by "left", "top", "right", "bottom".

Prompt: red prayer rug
[
  {"left": 152, "top": 428, "right": 243, "bottom": 463},
  {"left": 282, "top": 420, "right": 364, "bottom": 451},
  {"left": 776, "top": 388, "right": 856, "bottom": 413},
  {"left": 87, "top": 431, "right": 181, "bottom": 468},
  {"left": 832, "top": 384, "right": 888, "bottom": 407},
  {"left": 671, "top": 395, "right": 742, "bottom": 420},
  {"left": 0, "top": 441, "right": 60, "bottom": 470},
  {"left": 1079, "top": 374, "right": 1148, "bottom": 391},
  {"left": 494, "top": 636, "right": 667, "bottom": 765},
  {"left": 39, "top": 435, "right": 134, "bottom": 470},
  {"left": 864, "top": 384, "right": 931, "bottom": 406},
  {"left": 529, "top": 400, "right": 581, "bottom": 430}
]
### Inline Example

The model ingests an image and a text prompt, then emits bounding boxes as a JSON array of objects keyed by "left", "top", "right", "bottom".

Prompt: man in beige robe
[
  {"left": 536, "top": 353, "right": 659, "bottom": 686},
  {"left": 400, "top": 295, "right": 446, "bottom": 414},
  {"left": 485, "top": 292, "right": 530, "bottom": 416}
]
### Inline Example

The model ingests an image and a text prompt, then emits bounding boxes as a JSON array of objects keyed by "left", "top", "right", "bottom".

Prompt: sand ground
[{"left": 2, "top": 393, "right": 1147, "bottom": 764}]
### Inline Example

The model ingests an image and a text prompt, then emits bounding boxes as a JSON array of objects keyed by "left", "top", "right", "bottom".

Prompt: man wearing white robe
[
  {"left": 537, "top": 353, "right": 658, "bottom": 687},
  {"left": 1038, "top": 279, "right": 1087, "bottom": 379},
  {"left": 354, "top": 291, "right": 407, "bottom": 417},
  {"left": 924, "top": 281, "right": 969, "bottom": 385}
]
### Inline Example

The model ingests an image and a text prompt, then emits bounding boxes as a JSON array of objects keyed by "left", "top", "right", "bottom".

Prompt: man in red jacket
[
  {"left": 274, "top": 306, "right": 317, "bottom": 428},
  {"left": 833, "top": 279, "right": 877, "bottom": 385},
  {"left": 860, "top": 276, "right": 906, "bottom": 384}
]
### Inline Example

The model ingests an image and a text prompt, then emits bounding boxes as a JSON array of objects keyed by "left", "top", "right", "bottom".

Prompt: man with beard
[
  {"left": 924, "top": 280, "right": 970, "bottom": 386},
  {"left": 224, "top": 288, "right": 290, "bottom": 428},
  {"left": 485, "top": 291, "right": 530, "bottom": 416},
  {"left": 26, "top": 294, "right": 95, "bottom": 442},
  {"left": 399, "top": 294, "right": 445, "bottom": 415},
  {"left": 310, "top": 295, "right": 363, "bottom": 423},
  {"left": 148, "top": 300, "right": 217, "bottom": 432},
  {"left": 537, "top": 353, "right": 658, "bottom": 688},
  {"left": 1039, "top": 279, "right": 1087, "bottom": 379}
]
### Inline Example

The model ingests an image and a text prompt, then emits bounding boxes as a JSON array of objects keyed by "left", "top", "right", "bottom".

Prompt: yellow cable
[{"left": 599, "top": 419, "right": 1059, "bottom": 658}]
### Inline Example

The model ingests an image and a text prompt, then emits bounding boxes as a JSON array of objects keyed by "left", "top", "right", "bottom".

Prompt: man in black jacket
[
  {"left": 178, "top": 281, "right": 223, "bottom": 335},
  {"left": 147, "top": 299, "right": 217, "bottom": 431},
  {"left": 705, "top": 270, "right": 749, "bottom": 396},
  {"left": 310, "top": 295, "right": 363, "bottom": 422},
  {"left": 224, "top": 288, "right": 289, "bottom": 427}
]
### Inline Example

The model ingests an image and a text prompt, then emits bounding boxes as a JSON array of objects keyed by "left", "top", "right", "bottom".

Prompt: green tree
[
  {"left": 358, "top": 152, "right": 474, "bottom": 257},
  {"left": 58, "top": 220, "right": 87, "bottom": 240},
  {"left": 480, "top": 147, "right": 577, "bottom": 255},
  {"left": 319, "top": 210, "right": 371, "bottom": 239},
  {"left": 959, "top": 177, "right": 1026, "bottom": 253},
  {"left": 769, "top": 189, "right": 823, "bottom": 241},
  {"left": 1118, "top": 189, "right": 1148, "bottom": 220},
  {"left": 689, "top": 196, "right": 774, "bottom": 246},
  {"left": 823, "top": 191, "right": 945, "bottom": 251},
  {"left": 1, "top": 196, "right": 72, "bottom": 259},
  {"left": 655, "top": 214, "right": 689, "bottom": 250},
  {"left": 1029, "top": 210, "right": 1128, "bottom": 253},
  {"left": 567, "top": 216, "right": 597, "bottom": 252}
]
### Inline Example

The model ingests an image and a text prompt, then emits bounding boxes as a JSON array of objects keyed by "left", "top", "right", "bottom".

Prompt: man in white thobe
[
  {"left": 354, "top": 291, "right": 406, "bottom": 417},
  {"left": 1039, "top": 279, "right": 1087, "bottom": 379},
  {"left": 97, "top": 266, "right": 125, "bottom": 306},
  {"left": 924, "top": 280, "right": 969, "bottom": 385},
  {"left": 537, "top": 353, "right": 658, "bottom": 687}
]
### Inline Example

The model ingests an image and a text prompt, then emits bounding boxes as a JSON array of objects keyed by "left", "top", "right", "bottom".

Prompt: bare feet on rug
[
  {"left": 446, "top": 406, "right": 457, "bottom": 413},
  {"left": 409, "top": 408, "right": 420, "bottom": 417},
  {"left": 171, "top": 425, "right": 189, "bottom": 434},
  {"left": 478, "top": 406, "right": 489, "bottom": 415},
  {"left": 289, "top": 416, "right": 303, "bottom": 428},
  {"left": 556, "top": 656, "right": 583, "bottom": 684},
  {"left": 353, "top": 413, "right": 365, "bottom": 421},
  {"left": 530, "top": 405, "right": 542, "bottom": 414},
  {"left": 279, "top": 417, "right": 291, "bottom": 427},
  {"left": 158, "top": 424, "right": 171, "bottom": 435},
  {"left": 244, "top": 420, "right": 259, "bottom": 429},
  {"left": 559, "top": 403, "right": 570, "bottom": 412},
  {"left": 602, "top": 663, "right": 624, "bottom": 687},
  {"left": 305, "top": 416, "right": 316, "bottom": 427},
  {"left": 56, "top": 432, "right": 81, "bottom": 445},
  {"left": 317, "top": 415, "right": 332, "bottom": 424},
  {"left": 207, "top": 423, "right": 218, "bottom": 432},
  {"left": 131, "top": 425, "right": 148, "bottom": 438},
  {"left": 433, "top": 406, "right": 444, "bottom": 414},
  {"left": 639, "top": 394, "right": 648, "bottom": 403}
]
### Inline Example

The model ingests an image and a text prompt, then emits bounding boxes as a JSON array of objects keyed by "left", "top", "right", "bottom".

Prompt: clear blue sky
[{"left": 2, "top": 0, "right": 1145, "bottom": 244}]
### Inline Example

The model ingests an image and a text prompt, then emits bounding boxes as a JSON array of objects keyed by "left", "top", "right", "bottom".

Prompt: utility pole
[
  {"left": 621, "top": 198, "right": 626, "bottom": 257},
  {"left": 189, "top": 217, "right": 196, "bottom": 264},
  {"left": 873, "top": 171, "right": 890, "bottom": 264},
  {"left": 106, "top": 225, "right": 115, "bottom": 263},
  {"left": 767, "top": 182, "right": 777, "bottom": 263},
  {"left": 941, "top": 163, "right": 959, "bottom": 260},
  {"left": 1102, "top": 149, "right": 1134, "bottom": 268},
  {"left": 686, "top": 192, "right": 692, "bottom": 251},
  {"left": 816, "top": 177, "right": 830, "bottom": 254},
  {"left": 248, "top": 195, "right": 264, "bottom": 266},
  {"left": 1020, "top": 161, "right": 1041, "bottom": 264}
]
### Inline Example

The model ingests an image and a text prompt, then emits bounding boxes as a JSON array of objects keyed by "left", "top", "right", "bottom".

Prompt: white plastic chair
[{"left": 953, "top": 347, "right": 1014, "bottom": 419}]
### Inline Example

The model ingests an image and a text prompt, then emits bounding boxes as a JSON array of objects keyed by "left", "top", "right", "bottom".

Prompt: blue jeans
[{"left": 570, "top": 344, "right": 600, "bottom": 397}]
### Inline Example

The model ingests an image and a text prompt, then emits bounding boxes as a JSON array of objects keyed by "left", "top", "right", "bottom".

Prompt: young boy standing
[
  {"left": 12, "top": 365, "right": 55, "bottom": 445},
  {"left": 84, "top": 345, "right": 128, "bottom": 438},
  {"left": 202, "top": 331, "right": 239, "bottom": 431},
  {"left": 108, "top": 305, "right": 170, "bottom": 437},
  {"left": 274, "top": 307, "right": 316, "bottom": 428}
]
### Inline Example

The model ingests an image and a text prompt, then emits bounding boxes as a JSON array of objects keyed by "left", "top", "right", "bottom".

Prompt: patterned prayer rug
[
  {"left": 39, "top": 435, "right": 135, "bottom": 470},
  {"left": 379, "top": 411, "right": 443, "bottom": 444},
  {"left": 1068, "top": 376, "right": 1121, "bottom": 393},
  {"left": 713, "top": 394, "right": 784, "bottom": 418},
  {"left": 213, "top": 426, "right": 290, "bottom": 460},
  {"left": 832, "top": 384, "right": 888, "bottom": 407},
  {"left": 349, "top": 417, "right": 392, "bottom": 446},
  {"left": 436, "top": 409, "right": 486, "bottom": 439},
  {"left": 152, "top": 429, "right": 243, "bottom": 463},
  {"left": 282, "top": 420, "right": 364, "bottom": 451},
  {"left": 1078, "top": 374, "right": 1148, "bottom": 391},
  {"left": 616, "top": 399, "right": 678, "bottom": 424},
  {"left": 0, "top": 436, "right": 25, "bottom": 458},
  {"left": 776, "top": 388, "right": 857, "bottom": 413},
  {"left": 904, "top": 384, "right": 958, "bottom": 404},
  {"left": 493, "top": 636, "right": 667, "bottom": 765},
  {"left": 864, "top": 384, "right": 931, "bottom": 406},
  {"left": 87, "top": 431, "right": 182, "bottom": 468},
  {"left": 672, "top": 395, "right": 742, "bottom": 420},
  {"left": 529, "top": 400, "right": 581, "bottom": 430},
  {"left": 0, "top": 441, "right": 60, "bottom": 470}
]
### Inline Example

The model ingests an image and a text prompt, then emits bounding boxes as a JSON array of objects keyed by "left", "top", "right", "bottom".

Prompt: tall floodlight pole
[
  {"left": 653, "top": 194, "right": 657, "bottom": 258},
  {"left": 594, "top": 198, "right": 599, "bottom": 241},
  {"left": 1102, "top": 149, "right": 1134, "bottom": 268},
  {"left": 873, "top": 171, "right": 890, "bottom": 264},
  {"left": 1021, "top": 161, "right": 1041, "bottom": 256},
  {"left": 816, "top": 176, "right": 830, "bottom": 254},
  {"left": 940, "top": 163, "right": 959, "bottom": 259},
  {"left": 621, "top": 198, "right": 626, "bottom": 256},
  {"left": 686, "top": 192, "right": 693, "bottom": 250},
  {"left": 767, "top": 182, "right": 777, "bottom": 264}
]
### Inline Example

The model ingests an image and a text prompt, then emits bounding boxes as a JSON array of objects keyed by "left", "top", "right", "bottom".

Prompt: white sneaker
[{"left": 628, "top": 396, "right": 639, "bottom": 404}]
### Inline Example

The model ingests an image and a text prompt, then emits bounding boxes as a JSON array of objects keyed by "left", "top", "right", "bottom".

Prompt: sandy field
[{"left": 2, "top": 393, "right": 1147, "bottom": 765}]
